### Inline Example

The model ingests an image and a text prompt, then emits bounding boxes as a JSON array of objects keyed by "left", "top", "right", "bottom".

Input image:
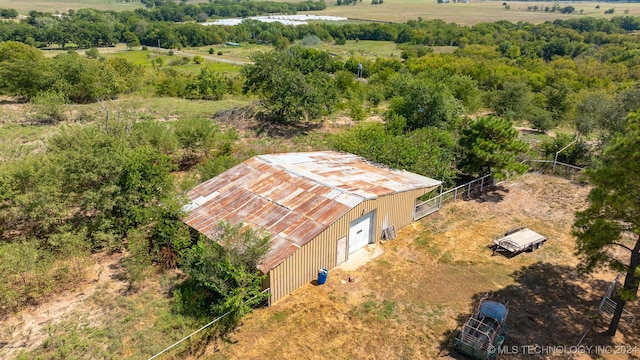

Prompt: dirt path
[
  {"left": 0, "top": 252, "right": 128, "bottom": 359},
  {"left": 149, "top": 46, "right": 251, "bottom": 65}
]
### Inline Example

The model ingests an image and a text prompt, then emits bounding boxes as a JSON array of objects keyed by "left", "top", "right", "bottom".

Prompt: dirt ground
[
  {"left": 201, "top": 173, "right": 639, "bottom": 360},
  {"left": 1, "top": 174, "right": 638, "bottom": 360},
  {"left": 0, "top": 252, "right": 129, "bottom": 359}
]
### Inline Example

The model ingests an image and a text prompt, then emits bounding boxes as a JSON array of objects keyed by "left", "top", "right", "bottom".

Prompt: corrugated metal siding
[{"left": 268, "top": 186, "right": 437, "bottom": 303}]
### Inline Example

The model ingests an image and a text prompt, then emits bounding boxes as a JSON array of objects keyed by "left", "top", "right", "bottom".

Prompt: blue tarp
[{"left": 479, "top": 300, "right": 508, "bottom": 323}]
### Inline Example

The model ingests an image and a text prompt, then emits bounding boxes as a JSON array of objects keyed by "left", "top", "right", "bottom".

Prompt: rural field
[
  {"left": 306, "top": 0, "right": 640, "bottom": 25},
  {"left": 2, "top": 0, "right": 640, "bottom": 358},
  {"left": 2, "top": 169, "right": 638, "bottom": 359},
  {"left": 3, "top": 0, "right": 640, "bottom": 25}
]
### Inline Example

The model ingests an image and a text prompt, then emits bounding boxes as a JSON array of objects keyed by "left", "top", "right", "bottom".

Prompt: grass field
[
  {"left": 305, "top": 1, "right": 640, "bottom": 25},
  {"left": 0, "top": 0, "right": 142, "bottom": 14}
]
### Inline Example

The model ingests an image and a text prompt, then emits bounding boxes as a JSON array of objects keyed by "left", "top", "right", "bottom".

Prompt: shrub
[
  {"left": 169, "top": 56, "right": 190, "bottom": 66},
  {"left": 540, "top": 134, "right": 591, "bottom": 165},
  {"left": 300, "top": 34, "right": 322, "bottom": 47},
  {"left": 28, "top": 90, "right": 69, "bottom": 123},
  {"left": 85, "top": 48, "right": 99, "bottom": 59},
  {"left": 529, "top": 108, "right": 555, "bottom": 132},
  {"left": 179, "top": 222, "right": 270, "bottom": 327}
]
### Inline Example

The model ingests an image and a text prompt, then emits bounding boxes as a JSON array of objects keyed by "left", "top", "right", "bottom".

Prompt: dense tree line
[
  {"left": 0, "top": 41, "right": 238, "bottom": 104},
  {"left": 134, "top": 0, "right": 326, "bottom": 22},
  {"left": 0, "top": 8, "right": 18, "bottom": 18},
  {"left": 2, "top": 6, "right": 640, "bottom": 50}
]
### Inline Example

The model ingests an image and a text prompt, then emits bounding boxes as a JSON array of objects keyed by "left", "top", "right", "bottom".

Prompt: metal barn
[{"left": 183, "top": 151, "right": 442, "bottom": 304}]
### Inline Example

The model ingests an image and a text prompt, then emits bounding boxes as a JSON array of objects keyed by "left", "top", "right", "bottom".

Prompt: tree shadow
[
  {"left": 488, "top": 244, "right": 523, "bottom": 259},
  {"left": 469, "top": 184, "right": 509, "bottom": 203},
  {"left": 250, "top": 114, "right": 322, "bottom": 138},
  {"left": 440, "top": 262, "right": 628, "bottom": 359},
  {"left": 0, "top": 97, "right": 25, "bottom": 105}
]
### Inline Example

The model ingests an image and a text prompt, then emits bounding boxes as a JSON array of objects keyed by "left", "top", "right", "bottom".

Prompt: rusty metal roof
[{"left": 183, "top": 151, "right": 441, "bottom": 272}]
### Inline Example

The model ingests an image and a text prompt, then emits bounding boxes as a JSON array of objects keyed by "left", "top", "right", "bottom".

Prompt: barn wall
[{"left": 267, "top": 186, "right": 437, "bottom": 304}]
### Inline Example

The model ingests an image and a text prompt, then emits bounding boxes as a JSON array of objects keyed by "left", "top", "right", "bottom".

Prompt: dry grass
[
  {"left": 0, "top": 0, "right": 142, "bottom": 14},
  {"left": 195, "top": 173, "right": 639, "bottom": 360},
  {"left": 3, "top": 168, "right": 638, "bottom": 359},
  {"left": 303, "top": 1, "right": 640, "bottom": 25}
]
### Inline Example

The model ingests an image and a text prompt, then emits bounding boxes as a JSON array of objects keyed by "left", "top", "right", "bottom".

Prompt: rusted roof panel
[
  {"left": 258, "top": 235, "right": 298, "bottom": 273},
  {"left": 183, "top": 151, "right": 441, "bottom": 272}
]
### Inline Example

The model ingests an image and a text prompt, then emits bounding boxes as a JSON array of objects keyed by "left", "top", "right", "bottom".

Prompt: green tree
[
  {"left": 458, "top": 116, "right": 528, "bottom": 179},
  {"left": 573, "top": 113, "right": 640, "bottom": 336},
  {"left": 50, "top": 51, "right": 119, "bottom": 103},
  {"left": 242, "top": 47, "right": 339, "bottom": 123},
  {"left": 492, "top": 82, "right": 532, "bottom": 120},
  {"left": 0, "top": 41, "right": 51, "bottom": 99},
  {"left": 574, "top": 90, "right": 612, "bottom": 136},
  {"left": 185, "top": 67, "right": 229, "bottom": 100},
  {"left": 387, "top": 73, "right": 463, "bottom": 131},
  {"left": 331, "top": 122, "right": 458, "bottom": 186},
  {"left": 193, "top": 55, "right": 204, "bottom": 64},
  {"left": 173, "top": 117, "right": 219, "bottom": 164},
  {"left": 123, "top": 31, "right": 141, "bottom": 50},
  {"left": 560, "top": 5, "right": 575, "bottom": 14},
  {"left": 85, "top": 48, "right": 100, "bottom": 59},
  {"left": 180, "top": 222, "right": 270, "bottom": 327},
  {"left": 540, "top": 133, "right": 590, "bottom": 165},
  {"left": 0, "top": 8, "right": 19, "bottom": 18},
  {"left": 274, "top": 36, "right": 290, "bottom": 50}
]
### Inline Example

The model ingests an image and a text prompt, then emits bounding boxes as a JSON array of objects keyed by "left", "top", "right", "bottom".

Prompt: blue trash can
[{"left": 317, "top": 268, "right": 328, "bottom": 285}]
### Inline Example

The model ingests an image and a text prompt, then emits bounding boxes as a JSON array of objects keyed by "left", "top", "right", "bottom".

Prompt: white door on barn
[
  {"left": 336, "top": 236, "right": 347, "bottom": 265},
  {"left": 349, "top": 211, "right": 375, "bottom": 254}
]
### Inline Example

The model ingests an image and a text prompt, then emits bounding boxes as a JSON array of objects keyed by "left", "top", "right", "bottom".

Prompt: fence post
[{"left": 480, "top": 176, "right": 484, "bottom": 192}]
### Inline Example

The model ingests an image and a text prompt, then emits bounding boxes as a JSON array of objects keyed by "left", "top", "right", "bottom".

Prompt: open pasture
[{"left": 301, "top": 0, "right": 640, "bottom": 25}]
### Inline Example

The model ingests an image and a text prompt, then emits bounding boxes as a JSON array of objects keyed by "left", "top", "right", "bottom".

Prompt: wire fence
[
  {"left": 414, "top": 174, "right": 494, "bottom": 220},
  {"left": 148, "top": 288, "right": 271, "bottom": 360},
  {"left": 522, "top": 159, "right": 586, "bottom": 181},
  {"left": 414, "top": 157, "right": 586, "bottom": 221}
]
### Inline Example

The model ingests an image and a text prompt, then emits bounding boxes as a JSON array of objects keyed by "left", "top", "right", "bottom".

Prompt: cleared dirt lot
[{"left": 204, "top": 173, "right": 639, "bottom": 359}]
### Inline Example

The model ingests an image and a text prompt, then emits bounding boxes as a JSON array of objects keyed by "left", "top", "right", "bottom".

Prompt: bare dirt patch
[
  {"left": 200, "top": 173, "right": 639, "bottom": 360},
  {"left": 0, "top": 252, "right": 128, "bottom": 359}
]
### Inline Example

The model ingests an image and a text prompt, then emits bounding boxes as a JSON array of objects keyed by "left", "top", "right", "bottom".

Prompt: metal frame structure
[
  {"left": 599, "top": 274, "right": 636, "bottom": 326},
  {"left": 414, "top": 174, "right": 494, "bottom": 220},
  {"left": 454, "top": 297, "right": 509, "bottom": 360}
]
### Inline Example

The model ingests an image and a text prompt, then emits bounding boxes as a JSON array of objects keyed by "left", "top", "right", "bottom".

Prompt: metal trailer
[
  {"left": 454, "top": 298, "right": 509, "bottom": 360},
  {"left": 492, "top": 228, "right": 547, "bottom": 256}
]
